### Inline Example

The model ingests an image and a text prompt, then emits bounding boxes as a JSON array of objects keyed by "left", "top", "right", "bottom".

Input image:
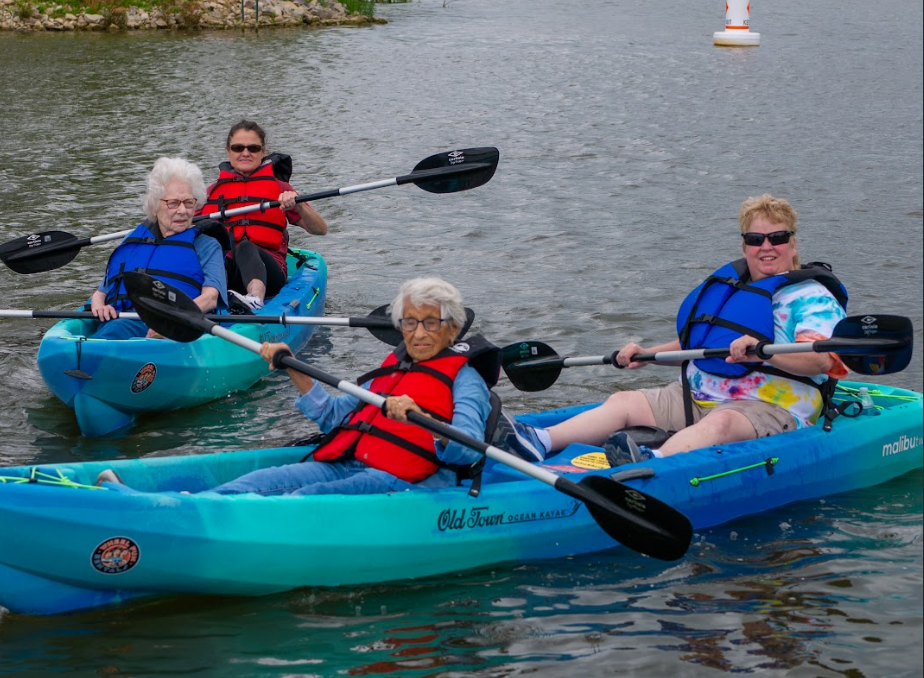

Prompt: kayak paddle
[
  {"left": 502, "top": 314, "right": 914, "bottom": 391},
  {"left": 0, "top": 147, "right": 499, "bottom": 274},
  {"left": 122, "top": 271, "right": 693, "bottom": 562},
  {"left": 0, "top": 304, "right": 475, "bottom": 347}
]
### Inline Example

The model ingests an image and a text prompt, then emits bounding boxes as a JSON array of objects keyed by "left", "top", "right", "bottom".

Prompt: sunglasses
[
  {"left": 742, "top": 230, "right": 794, "bottom": 247},
  {"left": 228, "top": 144, "right": 264, "bottom": 154}
]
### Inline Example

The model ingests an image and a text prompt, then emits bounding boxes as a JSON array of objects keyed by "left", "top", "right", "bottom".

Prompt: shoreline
[{"left": 0, "top": 0, "right": 387, "bottom": 32}]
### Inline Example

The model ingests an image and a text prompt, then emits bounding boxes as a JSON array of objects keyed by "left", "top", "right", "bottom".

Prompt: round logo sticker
[
  {"left": 131, "top": 363, "right": 157, "bottom": 393},
  {"left": 91, "top": 537, "right": 140, "bottom": 574},
  {"left": 569, "top": 452, "right": 612, "bottom": 470}
]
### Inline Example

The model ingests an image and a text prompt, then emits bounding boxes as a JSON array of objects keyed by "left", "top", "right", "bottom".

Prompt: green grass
[
  {"left": 14, "top": 0, "right": 375, "bottom": 22},
  {"left": 340, "top": 0, "right": 375, "bottom": 19}
]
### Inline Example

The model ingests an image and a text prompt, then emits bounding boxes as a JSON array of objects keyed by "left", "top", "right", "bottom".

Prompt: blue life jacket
[
  {"left": 676, "top": 259, "right": 848, "bottom": 378},
  {"left": 103, "top": 221, "right": 204, "bottom": 311}
]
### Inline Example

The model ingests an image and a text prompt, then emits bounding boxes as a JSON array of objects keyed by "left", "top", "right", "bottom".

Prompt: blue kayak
[
  {"left": 35, "top": 248, "right": 327, "bottom": 437},
  {"left": 0, "top": 380, "right": 919, "bottom": 616}
]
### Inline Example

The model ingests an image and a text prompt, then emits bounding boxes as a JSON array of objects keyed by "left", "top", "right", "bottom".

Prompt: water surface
[{"left": 0, "top": 1, "right": 921, "bottom": 676}]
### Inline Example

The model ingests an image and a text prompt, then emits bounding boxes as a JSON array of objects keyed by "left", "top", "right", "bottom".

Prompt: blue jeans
[
  {"left": 209, "top": 459, "right": 416, "bottom": 496},
  {"left": 92, "top": 318, "right": 149, "bottom": 340}
]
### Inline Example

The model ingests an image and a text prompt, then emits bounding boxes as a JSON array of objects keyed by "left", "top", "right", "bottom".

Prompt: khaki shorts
[{"left": 641, "top": 380, "right": 798, "bottom": 438}]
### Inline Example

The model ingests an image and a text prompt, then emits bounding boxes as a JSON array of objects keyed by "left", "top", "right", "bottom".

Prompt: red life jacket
[
  {"left": 312, "top": 344, "right": 476, "bottom": 483},
  {"left": 203, "top": 161, "right": 287, "bottom": 255}
]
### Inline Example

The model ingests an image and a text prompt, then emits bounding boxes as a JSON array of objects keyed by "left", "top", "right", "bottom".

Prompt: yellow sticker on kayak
[{"left": 569, "top": 452, "right": 611, "bottom": 470}]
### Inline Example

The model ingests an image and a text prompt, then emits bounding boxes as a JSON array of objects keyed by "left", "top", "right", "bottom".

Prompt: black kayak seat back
[{"left": 616, "top": 425, "right": 674, "bottom": 449}]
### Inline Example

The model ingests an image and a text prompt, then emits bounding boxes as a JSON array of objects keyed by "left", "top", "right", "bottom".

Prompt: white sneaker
[{"left": 229, "top": 290, "right": 264, "bottom": 311}]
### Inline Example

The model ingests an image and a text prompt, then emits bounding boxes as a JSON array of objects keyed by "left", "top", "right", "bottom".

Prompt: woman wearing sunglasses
[
  {"left": 89, "top": 157, "right": 228, "bottom": 339},
  {"left": 200, "top": 120, "right": 327, "bottom": 311},
  {"left": 504, "top": 194, "right": 850, "bottom": 466}
]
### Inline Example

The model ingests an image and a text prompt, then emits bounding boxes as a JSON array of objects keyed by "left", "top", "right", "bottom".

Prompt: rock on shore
[{"left": 0, "top": 0, "right": 386, "bottom": 31}]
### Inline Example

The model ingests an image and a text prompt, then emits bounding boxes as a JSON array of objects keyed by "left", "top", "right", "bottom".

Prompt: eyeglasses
[
  {"left": 399, "top": 317, "right": 449, "bottom": 333},
  {"left": 228, "top": 144, "right": 265, "bottom": 154},
  {"left": 160, "top": 199, "right": 197, "bottom": 210},
  {"left": 742, "top": 230, "right": 794, "bottom": 247}
]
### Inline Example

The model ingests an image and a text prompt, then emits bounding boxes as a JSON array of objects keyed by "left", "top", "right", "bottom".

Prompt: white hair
[
  {"left": 141, "top": 157, "right": 207, "bottom": 220},
  {"left": 390, "top": 277, "right": 466, "bottom": 335}
]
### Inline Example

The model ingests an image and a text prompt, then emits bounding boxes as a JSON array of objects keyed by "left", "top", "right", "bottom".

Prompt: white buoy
[{"left": 713, "top": 0, "right": 760, "bottom": 47}]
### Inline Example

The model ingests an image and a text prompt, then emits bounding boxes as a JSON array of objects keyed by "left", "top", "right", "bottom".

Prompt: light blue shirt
[
  {"left": 193, "top": 235, "right": 229, "bottom": 308},
  {"left": 294, "top": 363, "right": 490, "bottom": 470}
]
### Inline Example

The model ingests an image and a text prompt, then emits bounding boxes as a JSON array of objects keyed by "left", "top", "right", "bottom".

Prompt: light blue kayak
[
  {"left": 0, "top": 381, "right": 919, "bottom": 616},
  {"left": 35, "top": 249, "right": 327, "bottom": 437}
]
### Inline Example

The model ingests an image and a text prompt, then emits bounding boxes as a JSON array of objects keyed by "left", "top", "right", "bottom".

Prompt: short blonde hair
[{"left": 739, "top": 194, "right": 800, "bottom": 267}]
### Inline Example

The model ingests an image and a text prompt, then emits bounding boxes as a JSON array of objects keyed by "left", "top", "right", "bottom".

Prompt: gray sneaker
[
  {"left": 603, "top": 431, "right": 652, "bottom": 467},
  {"left": 95, "top": 469, "right": 124, "bottom": 486},
  {"left": 495, "top": 411, "right": 546, "bottom": 462}
]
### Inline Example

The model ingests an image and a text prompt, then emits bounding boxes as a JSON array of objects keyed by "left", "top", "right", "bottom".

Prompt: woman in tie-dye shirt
[
  {"left": 684, "top": 278, "right": 847, "bottom": 430},
  {"left": 503, "top": 195, "right": 849, "bottom": 466}
]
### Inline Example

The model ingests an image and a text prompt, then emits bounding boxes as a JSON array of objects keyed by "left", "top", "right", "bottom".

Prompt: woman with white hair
[
  {"left": 207, "top": 277, "right": 499, "bottom": 495},
  {"left": 89, "top": 156, "right": 228, "bottom": 339}
]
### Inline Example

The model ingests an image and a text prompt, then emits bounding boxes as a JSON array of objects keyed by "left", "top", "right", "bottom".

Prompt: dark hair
[{"left": 226, "top": 120, "right": 266, "bottom": 148}]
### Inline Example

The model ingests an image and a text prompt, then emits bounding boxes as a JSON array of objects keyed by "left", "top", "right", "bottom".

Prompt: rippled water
[{"left": 0, "top": 1, "right": 921, "bottom": 676}]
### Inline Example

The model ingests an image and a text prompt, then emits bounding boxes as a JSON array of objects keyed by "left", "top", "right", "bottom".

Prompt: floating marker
[{"left": 714, "top": 0, "right": 760, "bottom": 47}]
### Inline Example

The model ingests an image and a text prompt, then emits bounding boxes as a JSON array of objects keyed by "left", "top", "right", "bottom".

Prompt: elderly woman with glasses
[
  {"left": 89, "top": 157, "right": 228, "bottom": 340},
  {"left": 199, "top": 119, "right": 327, "bottom": 312},
  {"left": 505, "top": 194, "right": 850, "bottom": 466},
  {"left": 195, "top": 277, "right": 503, "bottom": 496}
]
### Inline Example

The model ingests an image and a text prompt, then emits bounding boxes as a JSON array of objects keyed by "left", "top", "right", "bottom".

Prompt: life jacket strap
[
  {"left": 356, "top": 362, "right": 455, "bottom": 391},
  {"left": 689, "top": 314, "right": 773, "bottom": 343},
  {"left": 339, "top": 420, "right": 442, "bottom": 465}
]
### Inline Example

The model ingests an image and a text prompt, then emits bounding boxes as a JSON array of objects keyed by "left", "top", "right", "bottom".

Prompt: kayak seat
[
  {"left": 287, "top": 247, "right": 316, "bottom": 271},
  {"left": 455, "top": 390, "right": 504, "bottom": 497},
  {"left": 195, "top": 219, "right": 232, "bottom": 255},
  {"left": 484, "top": 390, "right": 503, "bottom": 444}
]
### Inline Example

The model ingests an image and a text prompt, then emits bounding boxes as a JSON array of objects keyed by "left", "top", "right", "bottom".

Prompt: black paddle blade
[
  {"left": 410, "top": 147, "right": 499, "bottom": 194},
  {"left": 831, "top": 314, "right": 914, "bottom": 375},
  {"left": 556, "top": 474, "right": 692, "bottom": 561},
  {"left": 123, "top": 272, "right": 209, "bottom": 343},
  {"left": 501, "top": 341, "right": 564, "bottom": 391},
  {"left": 0, "top": 230, "right": 81, "bottom": 273},
  {"left": 365, "top": 305, "right": 402, "bottom": 346}
]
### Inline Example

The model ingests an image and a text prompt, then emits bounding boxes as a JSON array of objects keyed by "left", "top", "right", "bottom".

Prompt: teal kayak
[
  {"left": 35, "top": 249, "right": 327, "bottom": 437},
  {"left": 0, "top": 380, "right": 919, "bottom": 616}
]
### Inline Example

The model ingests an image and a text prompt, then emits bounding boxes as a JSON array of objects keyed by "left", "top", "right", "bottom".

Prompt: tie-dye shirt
[{"left": 684, "top": 280, "right": 848, "bottom": 428}]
